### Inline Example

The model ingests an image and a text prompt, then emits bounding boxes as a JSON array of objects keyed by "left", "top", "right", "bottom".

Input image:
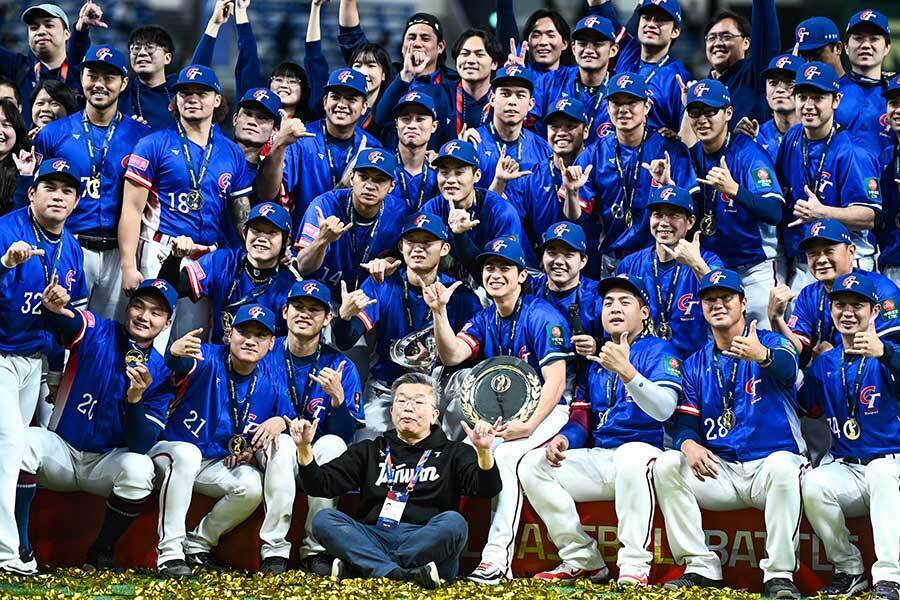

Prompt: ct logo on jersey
[
  {"left": 616, "top": 75, "right": 633, "bottom": 88},
  {"left": 803, "top": 65, "right": 820, "bottom": 80},
  {"left": 677, "top": 293, "right": 700, "bottom": 318},
  {"left": 818, "top": 171, "right": 833, "bottom": 192},
  {"left": 64, "top": 269, "right": 76, "bottom": 289},
  {"left": 306, "top": 397, "right": 327, "bottom": 419},
  {"left": 796, "top": 28, "right": 809, "bottom": 43},
  {"left": 253, "top": 89, "right": 270, "bottom": 101},
  {"left": 860, "top": 385, "right": 881, "bottom": 413},
  {"left": 337, "top": 70, "right": 354, "bottom": 83},
  {"left": 692, "top": 83, "right": 710, "bottom": 97},
  {"left": 719, "top": 191, "right": 736, "bottom": 211},
  {"left": 95, "top": 47, "right": 113, "bottom": 60},
  {"left": 218, "top": 173, "right": 232, "bottom": 192},
  {"left": 745, "top": 377, "right": 761, "bottom": 403},
  {"left": 186, "top": 67, "right": 202, "bottom": 80},
  {"left": 596, "top": 122, "right": 615, "bottom": 138},
  {"left": 248, "top": 306, "right": 266, "bottom": 318}
]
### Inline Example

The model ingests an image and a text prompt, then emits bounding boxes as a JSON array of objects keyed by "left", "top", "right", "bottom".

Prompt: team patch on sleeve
[
  {"left": 546, "top": 324, "right": 565, "bottom": 347},
  {"left": 864, "top": 178, "right": 881, "bottom": 200},
  {"left": 127, "top": 154, "right": 150, "bottom": 171},
  {"left": 879, "top": 298, "right": 898, "bottom": 320},
  {"left": 752, "top": 167, "right": 775, "bottom": 189},
  {"left": 664, "top": 355, "right": 682, "bottom": 377}
]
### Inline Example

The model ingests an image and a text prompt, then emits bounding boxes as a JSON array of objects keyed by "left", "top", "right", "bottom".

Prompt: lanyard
[
  {"left": 383, "top": 445, "right": 433, "bottom": 493},
  {"left": 455, "top": 83, "right": 490, "bottom": 135},
  {"left": 613, "top": 128, "right": 648, "bottom": 214},
  {"left": 574, "top": 72, "right": 610, "bottom": 133},
  {"left": 840, "top": 350, "right": 866, "bottom": 421},
  {"left": 401, "top": 272, "right": 432, "bottom": 330},
  {"left": 224, "top": 258, "right": 277, "bottom": 310},
  {"left": 81, "top": 111, "right": 121, "bottom": 180},
  {"left": 396, "top": 151, "right": 430, "bottom": 211},
  {"left": 175, "top": 120, "right": 214, "bottom": 193},
  {"left": 547, "top": 157, "right": 564, "bottom": 201},
  {"left": 488, "top": 122, "right": 522, "bottom": 163},
  {"left": 33, "top": 60, "right": 69, "bottom": 83},
  {"left": 711, "top": 328, "right": 745, "bottom": 412},
  {"left": 693, "top": 133, "right": 733, "bottom": 229},
  {"left": 134, "top": 79, "right": 172, "bottom": 120},
  {"left": 801, "top": 126, "right": 837, "bottom": 197},
  {"left": 226, "top": 357, "right": 257, "bottom": 435},
  {"left": 347, "top": 201, "right": 384, "bottom": 273},
  {"left": 495, "top": 295, "right": 524, "bottom": 356},
  {"left": 284, "top": 340, "right": 321, "bottom": 417},
  {"left": 652, "top": 255, "right": 682, "bottom": 327},
  {"left": 642, "top": 55, "right": 670, "bottom": 85},
  {"left": 27, "top": 210, "right": 62, "bottom": 285},
  {"left": 815, "top": 284, "right": 835, "bottom": 346},
  {"left": 325, "top": 134, "right": 356, "bottom": 188}
]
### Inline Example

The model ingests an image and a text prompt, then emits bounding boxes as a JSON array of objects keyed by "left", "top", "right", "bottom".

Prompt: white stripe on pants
[
  {"left": 803, "top": 456, "right": 900, "bottom": 584},
  {"left": 520, "top": 442, "right": 660, "bottom": 581},
  {"left": 653, "top": 449, "right": 808, "bottom": 582},
  {"left": 0, "top": 354, "right": 42, "bottom": 564},
  {"left": 81, "top": 246, "right": 126, "bottom": 321},
  {"left": 477, "top": 404, "right": 569, "bottom": 573},
  {"left": 258, "top": 433, "right": 346, "bottom": 560},
  {"left": 150, "top": 441, "right": 263, "bottom": 564}
]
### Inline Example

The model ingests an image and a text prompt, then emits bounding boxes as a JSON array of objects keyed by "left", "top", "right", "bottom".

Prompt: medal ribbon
[
  {"left": 455, "top": 83, "right": 491, "bottom": 135},
  {"left": 28, "top": 210, "right": 63, "bottom": 285},
  {"left": 175, "top": 120, "right": 215, "bottom": 196},
  {"left": 488, "top": 121, "right": 523, "bottom": 163},
  {"left": 652, "top": 254, "right": 682, "bottom": 332},
  {"left": 839, "top": 349, "right": 866, "bottom": 422},
  {"left": 383, "top": 445, "right": 433, "bottom": 494},
  {"left": 574, "top": 72, "right": 610, "bottom": 133},
  {"left": 691, "top": 132, "right": 733, "bottom": 232},
  {"left": 284, "top": 340, "right": 322, "bottom": 417},
  {"left": 324, "top": 133, "right": 357, "bottom": 188},
  {"left": 81, "top": 111, "right": 122, "bottom": 180},
  {"left": 34, "top": 60, "right": 69, "bottom": 83},
  {"left": 401, "top": 272, "right": 432, "bottom": 331},
  {"left": 642, "top": 55, "right": 670, "bottom": 84},
  {"left": 346, "top": 201, "right": 385, "bottom": 278},
  {"left": 801, "top": 126, "right": 837, "bottom": 198},
  {"left": 226, "top": 357, "right": 257, "bottom": 436},
  {"left": 396, "top": 151, "right": 430, "bottom": 211},
  {"left": 495, "top": 295, "right": 524, "bottom": 357},
  {"left": 613, "top": 128, "right": 648, "bottom": 219},
  {"left": 815, "top": 285, "right": 835, "bottom": 346},
  {"left": 711, "top": 325, "right": 746, "bottom": 415}
]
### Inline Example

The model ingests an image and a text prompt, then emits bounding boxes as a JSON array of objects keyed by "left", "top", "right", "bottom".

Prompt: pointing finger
[
  {"left": 315, "top": 206, "right": 325, "bottom": 223},
  {"left": 337, "top": 360, "right": 346, "bottom": 374}
]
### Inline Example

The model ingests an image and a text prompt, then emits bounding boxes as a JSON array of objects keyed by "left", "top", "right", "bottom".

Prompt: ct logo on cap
[
  {"left": 152, "top": 280, "right": 168, "bottom": 291},
  {"left": 96, "top": 47, "right": 112, "bottom": 60},
  {"left": 584, "top": 16, "right": 601, "bottom": 27},
  {"left": 52, "top": 159, "right": 69, "bottom": 170},
  {"left": 692, "top": 83, "right": 709, "bottom": 97},
  {"left": 491, "top": 239, "right": 507, "bottom": 252},
  {"left": 248, "top": 306, "right": 265, "bottom": 318},
  {"left": 709, "top": 271, "right": 727, "bottom": 284},
  {"left": 553, "top": 223, "right": 569, "bottom": 236},
  {"left": 303, "top": 282, "right": 320, "bottom": 294},
  {"left": 186, "top": 67, "right": 202, "bottom": 80},
  {"left": 803, "top": 65, "right": 820, "bottom": 79},
  {"left": 368, "top": 151, "right": 384, "bottom": 163},
  {"left": 860, "top": 10, "right": 876, "bottom": 21},
  {"left": 842, "top": 276, "right": 860, "bottom": 288},
  {"left": 809, "top": 221, "right": 826, "bottom": 236},
  {"left": 413, "top": 214, "right": 430, "bottom": 226},
  {"left": 404, "top": 92, "right": 420, "bottom": 101},
  {"left": 616, "top": 75, "right": 633, "bottom": 87},
  {"left": 253, "top": 89, "right": 270, "bottom": 101},
  {"left": 555, "top": 98, "right": 572, "bottom": 110},
  {"left": 444, "top": 141, "right": 460, "bottom": 154},
  {"left": 660, "top": 187, "right": 677, "bottom": 200},
  {"left": 337, "top": 70, "right": 354, "bottom": 83},
  {"left": 775, "top": 56, "right": 792, "bottom": 69},
  {"left": 796, "top": 27, "right": 809, "bottom": 42},
  {"left": 506, "top": 65, "right": 523, "bottom": 76},
  {"left": 259, "top": 204, "right": 276, "bottom": 216}
]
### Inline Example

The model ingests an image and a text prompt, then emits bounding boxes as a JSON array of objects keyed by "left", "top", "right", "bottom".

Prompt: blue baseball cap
[
  {"left": 636, "top": 0, "right": 681, "bottom": 24},
  {"left": 324, "top": 67, "right": 368, "bottom": 97},
  {"left": 81, "top": 45, "right": 128, "bottom": 77},
  {"left": 847, "top": 9, "right": 890, "bottom": 37},
  {"left": 133, "top": 279, "right": 178, "bottom": 315},
  {"left": 647, "top": 184, "right": 694, "bottom": 215},
  {"left": 798, "top": 219, "right": 853, "bottom": 250},
  {"left": 33, "top": 157, "right": 82, "bottom": 192},
  {"left": 607, "top": 72, "right": 649, "bottom": 102},
  {"left": 401, "top": 212, "right": 449, "bottom": 241},
  {"left": 541, "top": 222, "right": 587, "bottom": 253},
  {"left": 392, "top": 90, "right": 437, "bottom": 119},
  {"left": 21, "top": 4, "right": 69, "bottom": 28},
  {"left": 544, "top": 96, "right": 589, "bottom": 125},
  {"left": 698, "top": 269, "right": 744, "bottom": 298},
  {"left": 432, "top": 139, "right": 479, "bottom": 169},
  {"left": 477, "top": 236, "right": 528, "bottom": 269},
  {"left": 287, "top": 280, "right": 332, "bottom": 310},
  {"left": 597, "top": 274, "right": 652, "bottom": 306},
  {"left": 687, "top": 79, "right": 731, "bottom": 109},
  {"left": 173, "top": 65, "right": 221, "bottom": 94},
  {"left": 884, "top": 73, "right": 900, "bottom": 98},
  {"left": 353, "top": 148, "right": 397, "bottom": 180},
  {"left": 795, "top": 17, "right": 841, "bottom": 52},
  {"left": 238, "top": 88, "right": 283, "bottom": 125},
  {"left": 246, "top": 202, "right": 291, "bottom": 233},
  {"left": 794, "top": 62, "right": 840, "bottom": 94},
  {"left": 491, "top": 64, "right": 535, "bottom": 93},
  {"left": 231, "top": 303, "right": 276, "bottom": 335},
  {"left": 761, "top": 54, "right": 803, "bottom": 80},
  {"left": 829, "top": 272, "right": 879, "bottom": 305},
  {"left": 572, "top": 15, "right": 616, "bottom": 42}
]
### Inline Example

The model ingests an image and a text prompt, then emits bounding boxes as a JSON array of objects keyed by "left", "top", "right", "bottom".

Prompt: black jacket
[{"left": 298, "top": 426, "right": 502, "bottom": 525}]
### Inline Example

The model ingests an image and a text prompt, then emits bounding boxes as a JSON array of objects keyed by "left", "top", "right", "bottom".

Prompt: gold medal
[
  {"left": 221, "top": 310, "right": 234, "bottom": 331},
  {"left": 187, "top": 189, "right": 204, "bottom": 211},
  {"left": 657, "top": 322, "right": 671, "bottom": 340},
  {"left": 124, "top": 349, "right": 147, "bottom": 368},
  {"left": 718, "top": 408, "right": 736, "bottom": 431},
  {"left": 624, "top": 210, "right": 634, "bottom": 228},
  {"left": 228, "top": 434, "right": 249, "bottom": 456},
  {"left": 86, "top": 176, "right": 101, "bottom": 199},
  {"left": 701, "top": 214, "right": 716, "bottom": 236},
  {"left": 843, "top": 417, "right": 861, "bottom": 441}
]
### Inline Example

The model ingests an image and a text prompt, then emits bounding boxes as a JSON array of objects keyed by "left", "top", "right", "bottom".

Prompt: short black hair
[
  {"left": 704, "top": 10, "right": 751, "bottom": 38},
  {"left": 29, "top": 80, "right": 78, "bottom": 116},
  {"left": 452, "top": 29, "right": 504, "bottom": 64},
  {"left": 523, "top": 9, "right": 574, "bottom": 67},
  {"left": 129, "top": 25, "right": 175, "bottom": 54},
  {"left": 0, "top": 76, "right": 21, "bottom": 106}
]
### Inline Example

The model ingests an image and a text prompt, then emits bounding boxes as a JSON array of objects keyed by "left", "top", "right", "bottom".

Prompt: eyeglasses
[
  {"left": 704, "top": 32, "right": 744, "bottom": 43},
  {"left": 270, "top": 76, "right": 301, "bottom": 87},
  {"left": 129, "top": 43, "right": 161, "bottom": 54},
  {"left": 687, "top": 106, "right": 723, "bottom": 119},
  {"left": 393, "top": 397, "right": 434, "bottom": 409}
]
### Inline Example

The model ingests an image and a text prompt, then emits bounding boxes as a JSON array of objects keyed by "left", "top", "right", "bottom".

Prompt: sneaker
[
  {"left": 258, "top": 556, "right": 287, "bottom": 575},
  {"left": 467, "top": 561, "right": 507, "bottom": 585},
  {"left": 406, "top": 561, "right": 441, "bottom": 590},
  {"left": 18, "top": 549, "right": 39, "bottom": 575},
  {"left": 764, "top": 577, "right": 801, "bottom": 599},
  {"left": 617, "top": 573, "right": 649, "bottom": 587},
  {"left": 874, "top": 580, "right": 900, "bottom": 600},
  {"left": 185, "top": 552, "right": 226, "bottom": 571},
  {"left": 0, "top": 557, "right": 39, "bottom": 577},
  {"left": 663, "top": 572, "right": 725, "bottom": 590},
  {"left": 820, "top": 572, "right": 869, "bottom": 596},
  {"left": 304, "top": 554, "right": 333, "bottom": 576},
  {"left": 84, "top": 546, "right": 117, "bottom": 570},
  {"left": 330, "top": 557, "right": 345, "bottom": 579},
  {"left": 157, "top": 559, "right": 192, "bottom": 578},
  {"left": 534, "top": 563, "right": 609, "bottom": 583}
]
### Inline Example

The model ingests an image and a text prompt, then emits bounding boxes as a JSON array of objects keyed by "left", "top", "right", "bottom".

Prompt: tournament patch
[
  {"left": 865, "top": 177, "right": 880, "bottom": 200},
  {"left": 127, "top": 154, "right": 150, "bottom": 171},
  {"left": 878, "top": 298, "right": 898, "bottom": 321},
  {"left": 664, "top": 355, "right": 682, "bottom": 378},
  {"left": 547, "top": 325, "right": 565, "bottom": 347},
  {"left": 752, "top": 167, "right": 775, "bottom": 189}
]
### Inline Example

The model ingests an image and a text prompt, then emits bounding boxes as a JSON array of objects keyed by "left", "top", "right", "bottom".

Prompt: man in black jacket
[{"left": 290, "top": 372, "right": 502, "bottom": 589}]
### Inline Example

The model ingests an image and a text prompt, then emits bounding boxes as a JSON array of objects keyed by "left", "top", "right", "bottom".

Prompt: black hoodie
[{"left": 297, "top": 426, "right": 502, "bottom": 526}]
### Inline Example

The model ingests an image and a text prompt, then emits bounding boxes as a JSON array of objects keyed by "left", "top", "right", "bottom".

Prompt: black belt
[
  {"left": 841, "top": 454, "right": 887, "bottom": 466},
  {"left": 77, "top": 234, "right": 118, "bottom": 251}
]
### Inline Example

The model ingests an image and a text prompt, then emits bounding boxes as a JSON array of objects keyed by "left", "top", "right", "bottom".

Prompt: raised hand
[
  {"left": 275, "top": 116, "right": 316, "bottom": 147},
  {"left": 675, "top": 74, "right": 696, "bottom": 109},
  {"left": 401, "top": 47, "right": 429, "bottom": 82},
  {"left": 170, "top": 328, "right": 205, "bottom": 360},
  {"left": 723, "top": 320, "right": 768, "bottom": 362},
  {"left": 659, "top": 230, "right": 704, "bottom": 269},
  {"left": 642, "top": 151, "right": 673, "bottom": 186},
  {"left": 461, "top": 416, "right": 501, "bottom": 450},
  {"left": 121, "top": 266, "right": 144, "bottom": 296},
  {"left": 734, "top": 117, "right": 760, "bottom": 139},
  {"left": 251, "top": 416, "right": 287, "bottom": 451},
  {"left": 588, "top": 332, "right": 634, "bottom": 378},
  {"left": 289, "top": 418, "right": 319, "bottom": 448},
  {"left": 11, "top": 148, "right": 37, "bottom": 176},
  {"left": 310, "top": 360, "right": 347, "bottom": 406},
  {"left": 697, "top": 156, "right": 739, "bottom": 197},
  {"left": 544, "top": 434, "right": 569, "bottom": 467},
  {"left": 493, "top": 148, "right": 532, "bottom": 184},
  {"left": 2, "top": 241, "right": 44, "bottom": 268},
  {"left": 77, "top": 0, "right": 108, "bottom": 30},
  {"left": 419, "top": 274, "right": 462, "bottom": 313},
  {"left": 360, "top": 257, "right": 402, "bottom": 284},
  {"left": 559, "top": 158, "right": 593, "bottom": 193},
  {"left": 41, "top": 274, "right": 74, "bottom": 317},
  {"left": 170, "top": 235, "right": 198, "bottom": 258},
  {"left": 315, "top": 206, "right": 352, "bottom": 244},
  {"left": 125, "top": 364, "right": 153, "bottom": 404},
  {"left": 768, "top": 284, "right": 796, "bottom": 321},
  {"left": 209, "top": 0, "right": 233, "bottom": 25},
  {"left": 571, "top": 333, "right": 597, "bottom": 357},
  {"left": 505, "top": 38, "right": 528, "bottom": 67},
  {"left": 339, "top": 280, "right": 376, "bottom": 320},
  {"left": 846, "top": 317, "right": 884, "bottom": 358},
  {"left": 459, "top": 125, "right": 481, "bottom": 146},
  {"left": 788, "top": 185, "right": 827, "bottom": 227},
  {"left": 447, "top": 200, "right": 481, "bottom": 234}
]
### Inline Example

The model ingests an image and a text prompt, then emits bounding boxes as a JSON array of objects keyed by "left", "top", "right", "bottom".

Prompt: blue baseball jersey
[
  {"left": 392, "top": 162, "right": 439, "bottom": 213},
  {"left": 421, "top": 189, "right": 535, "bottom": 267},
  {"left": 529, "top": 273, "right": 604, "bottom": 340},
  {"left": 800, "top": 348, "right": 900, "bottom": 458},
  {"left": 457, "top": 294, "right": 573, "bottom": 386},
  {"left": 532, "top": 66, "right": 613, "bottom": 145},
  {"left": 876, "top": 144, "right": 900, "bottom": 267},
  {"left": 473, "top": 124, "right": 552, "bottom": 190},
  {"left": 164, "top": 344, "right": 290, "bottom": 459},
  {"left": 675, "top": 330, "right": 804, "bottom": 462},
  {"left": 0, "top": 208, "right": 87, "bottom": 357},
  {"left": 356, "top": 270, "right": 481, "bottom": 383},
  {"left": 616, "top": 248, "right": 724, "bottom": 357},
  {"left": 34, "top": 112, "right": 150, "bottom": 237},
  {"left": 835, "top": 74, "right": 893, "bottom": 157},
  {"left": 125, "top": 125, "right": 254, "bottom": 246},
  {"left": 183, "top": 249, "right": 298, "bottom": 342},
  {"left": 277, "top": 120, "right": 382, "bottom": 229},
  {"left": 264, "top": 339, "right": 363, "bottom": 444},
  {"left": 756, "top": 119, "right": 785, "bottom": 163},
  {"left": 298, "top": 188, "right": 407, "bottom": 294},
  {"left": 51, "top": 310, "right": 172, "bottom": 453},
  {"left": 560, "top": 336, "right": 682, "bottom": 450},
  {"left": 574, "top": 130, "right": 698, "bottom": 256},
  {"left": 788, "top": 268, "right": 900, "bottom": 349},
  {"left": 776, "top": 125, "right": 882, "bottom": 259},
  {"left": 692, "top": 134, "right": 784, "bottom": 268},
  {"left": 117, "top": 75, "right": 178, "bottom": 132}
]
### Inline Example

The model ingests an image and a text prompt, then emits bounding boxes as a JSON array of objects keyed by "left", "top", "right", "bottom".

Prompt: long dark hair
[
  {"left": 0, "top": 99, "right": 30, "bottom": 214},
  {"left": 349, "top": 43, "right": 393, "bottom": 107}
]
